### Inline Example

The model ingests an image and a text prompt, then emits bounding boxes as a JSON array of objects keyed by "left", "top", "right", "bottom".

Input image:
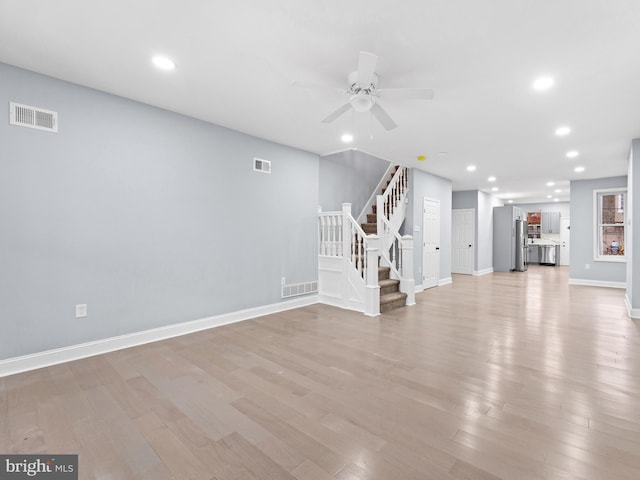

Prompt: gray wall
[
  {"left": 406, "top": 169, "right": 453, "bottom": 284},
  {"left": 569, "top": 176, "right": 627, "bottom": 284},
  {"left": 319, "top": 149, "right": 390, "bottom": 216},
  {"left": 0, "top": 63, "right": 319, "bottom": 359},
  {"left": 514, "top": 201, "right": 570, "bottom": 219},
  {"left": 452, "top": 190, "right": 477, "bottom": 210}
]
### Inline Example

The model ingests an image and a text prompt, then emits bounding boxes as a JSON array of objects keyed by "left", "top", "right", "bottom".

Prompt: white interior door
[
  {"left": 422, "top": 198, "right": 440, "bottom": 289},
  {"left": 452, "top": 209, "right": 474, "bottom": 275},
  {"left": 560, "top": 217, "right": 570, "bottom": 266}
]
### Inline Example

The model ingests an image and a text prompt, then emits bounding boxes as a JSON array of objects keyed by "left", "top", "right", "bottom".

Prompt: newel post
[
  {"left": 400, "top": 235, "right": 416, "bottom": 306},
  {"left": 365, "top": 234, "right": 381, "bottom": 316},
  {"left": 341, "top": 203, "right": 352, "bottom": 260},
  {"left": 317, "top": 206, "right": 322, "bottom": 256}
]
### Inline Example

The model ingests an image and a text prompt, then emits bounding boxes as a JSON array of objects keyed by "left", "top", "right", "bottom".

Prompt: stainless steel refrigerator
[
  {"left": 514, "top": 219, "right": 528, "bottom": 271},
  {"left": 493, "top": 206, "right": 527, "bottom": 272}
]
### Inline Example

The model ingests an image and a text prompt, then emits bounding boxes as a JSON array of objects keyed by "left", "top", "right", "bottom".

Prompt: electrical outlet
[
  {"left": 281, "top": 277, "right": 286, "bottom": 286},
  {"left": 75, "top": 304, "right": 87, "bottom": 318},
  {"left": 585, "top": 263, "right": 591, "bottom": 270}
]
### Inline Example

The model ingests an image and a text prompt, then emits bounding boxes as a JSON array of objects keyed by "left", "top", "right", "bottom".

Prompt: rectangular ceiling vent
[
  {"left": 9, "top": 101, "right": 58, "bottom": 133},
  {"left": 253, "top": 157, "right": 271, "bottom": 174}
]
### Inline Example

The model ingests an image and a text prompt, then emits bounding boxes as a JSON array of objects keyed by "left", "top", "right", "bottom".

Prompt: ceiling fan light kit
[{"left": 349, "top": 93, "right": 375, "bottom": 112}]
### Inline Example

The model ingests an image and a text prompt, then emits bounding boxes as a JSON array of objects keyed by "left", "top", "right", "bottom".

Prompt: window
[{"left": 594, "top": 188, "right": 626, "bottom": 261}]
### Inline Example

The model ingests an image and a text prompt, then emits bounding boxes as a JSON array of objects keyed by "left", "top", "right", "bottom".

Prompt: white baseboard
[
  {"left": 0, "top": 295, "right": 320, "bottom": 378},
  {"left": 438, "top": 277, "right": 453, "bottom": 286},
  {"left": 568, "top": 278, "right": 627, "bottom": 289},
  {"left": 414, "top": 284, "right": 425, "bottom": 294},
  {"left": 473, "top": 268, "right": 494, "bottom": 276},
  {"left": 625, "top": 293, "right": 640, "bottom": 318}
]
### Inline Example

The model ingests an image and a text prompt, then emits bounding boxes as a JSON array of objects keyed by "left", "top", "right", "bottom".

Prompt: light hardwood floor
[{"left": 2, "top": 265, "right": 640, "bottom": 479}]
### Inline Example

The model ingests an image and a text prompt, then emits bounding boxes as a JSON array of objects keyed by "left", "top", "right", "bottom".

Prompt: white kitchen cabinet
[{"left": 541, "top": 211, "right": 561, "bottom": 234}]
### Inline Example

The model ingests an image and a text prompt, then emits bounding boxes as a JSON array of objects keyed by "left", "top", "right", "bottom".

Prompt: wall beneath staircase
[
  {"left": 319, "top": 149, "right": 391, "bottom": 216},
  {"left": 0, "top": 62, "right": 320, "bottom": 360},
  {"left": 405, "top": 169, "right": 453, "bottom": 287}
]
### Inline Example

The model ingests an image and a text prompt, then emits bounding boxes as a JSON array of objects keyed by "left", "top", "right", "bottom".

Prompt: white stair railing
[
  {"left": 318, "top": 204, "right": 380, "bottom": 316},
  {"left": 377, "top": 166, "right": 409, "bottom": 236},
  {"left": 379, "top": 216, "right": 416, "bottom": 306},
  {"left": 376, "top": 166, "right": 415, "bottom": 304}
]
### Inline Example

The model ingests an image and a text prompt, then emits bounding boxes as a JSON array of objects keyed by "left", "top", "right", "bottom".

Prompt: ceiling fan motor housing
[{"left": 348, "top": 71, "right": 378, "bottom": 94}]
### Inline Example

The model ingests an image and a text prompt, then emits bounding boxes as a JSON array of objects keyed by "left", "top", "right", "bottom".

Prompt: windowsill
[{"left": 594, "top": 256, "right": 627, "bottom": 263}]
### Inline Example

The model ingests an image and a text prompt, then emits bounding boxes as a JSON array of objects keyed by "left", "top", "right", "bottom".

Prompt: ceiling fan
[{"left": 319, "top": 51, "right": 434, "bottom": 131}]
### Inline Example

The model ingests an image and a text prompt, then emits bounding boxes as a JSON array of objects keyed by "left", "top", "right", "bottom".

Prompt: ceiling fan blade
[
  {"left": 377, "top": 88, "right": 434, "bottom": 100},
  {"left": 357, "top": 51, "right": 378, "bottom": 89},
  {"left": 370, "top": 103, "right": 397, "bottom": 131},
  {"left": 321, "top": 103, "right": 352, "bottom": 123}
]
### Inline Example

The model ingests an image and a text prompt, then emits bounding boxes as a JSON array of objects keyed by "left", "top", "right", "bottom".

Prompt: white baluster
[
  {"left": 357, "top": 231, "right": 363, "bottom": 277},
  {"left": 328, "top": 217, "right": 332, "bottom": 255},
  {"left": 342, "top": 204, "right": 351, "bottom": 264},
  {"left": 336, "top": 215, "right": 342, "bottom": 257}
]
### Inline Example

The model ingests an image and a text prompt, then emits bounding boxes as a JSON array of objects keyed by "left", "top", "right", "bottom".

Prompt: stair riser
[
  {"left": 380, "top": 284, "right": 400, "bottom": 296},
  {"left": 378, "top": 267, "right": 390, "bottom": 281},
  {"left": 380, "top": 297, "right": 407, "bottom": 313}
]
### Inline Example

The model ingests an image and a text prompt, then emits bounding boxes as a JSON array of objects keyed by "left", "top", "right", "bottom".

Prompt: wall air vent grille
[
  {"left": 253, "top": 157, "right": 271, "bottom": 174},
  {"left": 282, "top": 281, "right": 318, "bottom": 299},
  {"left": 10, "top": 102, "right": 58, "bottom": 132}
]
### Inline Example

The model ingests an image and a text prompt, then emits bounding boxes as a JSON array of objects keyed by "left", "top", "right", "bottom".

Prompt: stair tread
[
  {"left": 380, "top": 292, "right": 407, "bottom": 304},
  {"left": 379, "top": 278, "right": 400, "bottom": 287}
]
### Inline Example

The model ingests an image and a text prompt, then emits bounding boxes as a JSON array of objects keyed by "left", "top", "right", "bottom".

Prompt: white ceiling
[{"left": 2, "top": 0, "right": 640, "bottom": 203}]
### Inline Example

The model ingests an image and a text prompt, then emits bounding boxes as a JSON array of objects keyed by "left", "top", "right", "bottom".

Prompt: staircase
[
  {"left": 317, "top": 164, "right": 414, "bottom": 316},
  {"left": 360, "top": 167, "right": 408, "bottom": 313}
]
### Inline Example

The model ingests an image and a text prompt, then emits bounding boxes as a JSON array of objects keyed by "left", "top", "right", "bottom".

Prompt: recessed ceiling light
[
  {"left": 533, "top": 76, "right": 554, "bottom": 91},
  {"left": 555, "top": 189, "right": 561, "bottom": 193},
  {"left": 417, "top": 155, "right": 426, "bottom": 161},
  {"left": 554, "top": 198, "right": 560, "bottom": 202},
  {"left": 492, "top": 187, "right": 498, "bottom": 192},
  {"left": 152, "top": 56, "right": 176, "bottom": 71},
  {"left": 341, "top": 133, "right": 353, "bottom": 143},
  {"left": 547, "top": 195, "right": 552, "bottom": 199},
  {"left": 574, "top": 166, "right": 585, "bottom": 173},
  {"left": 466, "top": 165, "right": 477, "bottom": 172},
  {"left": 566, "top": 150, "right": 579, "bottom": 158},
  {"left": 555, "top": 126, "right": 571, "bottom": 136},
  {"left": 508, "top": 200, "right": 514, "bottom": 204},
  {"left": 488, "top": 176, "right": 496, "bottom": 182},
  {"left": 546, "top": 181, "right": 555, "bottom": 187}
]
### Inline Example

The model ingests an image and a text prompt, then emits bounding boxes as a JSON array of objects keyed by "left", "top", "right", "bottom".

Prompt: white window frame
[{"left": 593, "top": 187, "right": 626, "bottom": 263}]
